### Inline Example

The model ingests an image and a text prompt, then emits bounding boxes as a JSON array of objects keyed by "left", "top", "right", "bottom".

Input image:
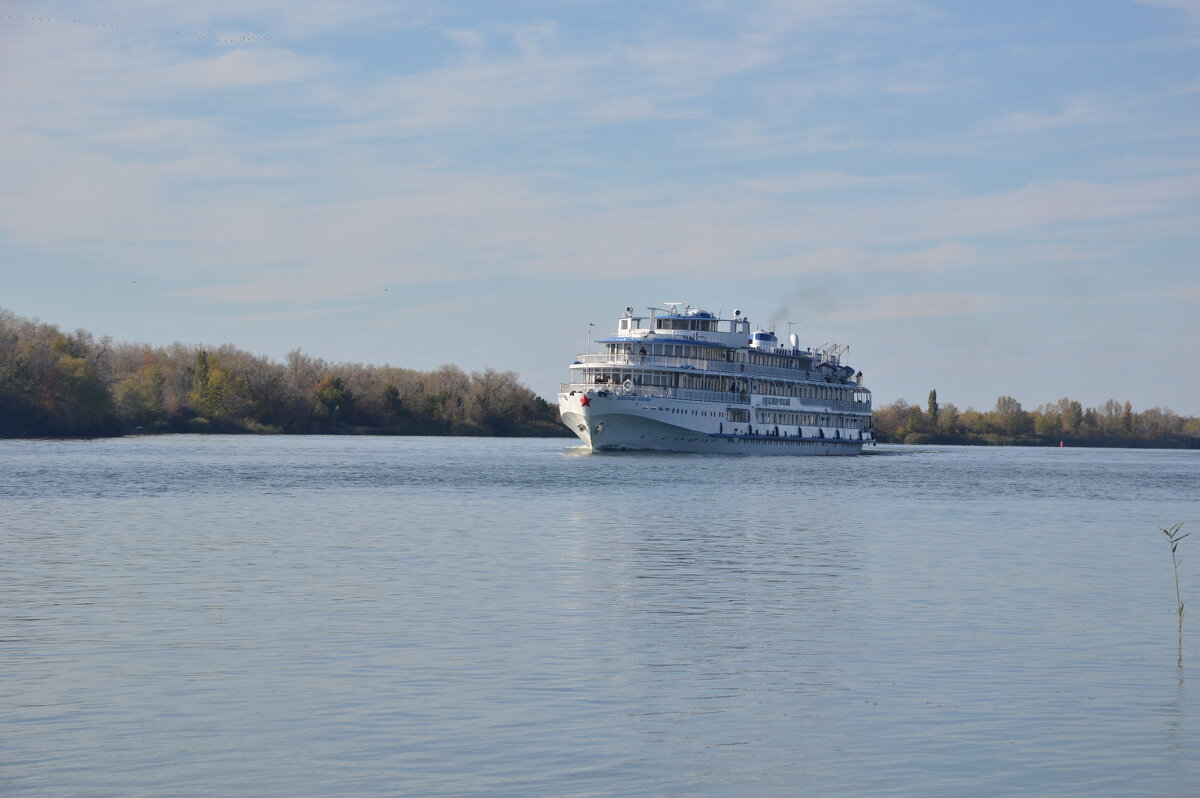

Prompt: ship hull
[{"left": 559, "top": 394, "right": 865, "bottom": 456}]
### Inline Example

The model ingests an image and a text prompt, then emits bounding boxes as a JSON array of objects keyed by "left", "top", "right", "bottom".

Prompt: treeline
[
  {"left": 874, "top": 390, "right": 1200, "bottom": 448},
  {"left": 0, "top": 308, "right": 566, "bottom": 438}
]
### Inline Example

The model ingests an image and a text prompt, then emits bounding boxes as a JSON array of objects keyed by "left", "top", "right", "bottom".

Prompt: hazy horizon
[{"left": 2, "top": 1, "right": 1198, "bottom": 413}]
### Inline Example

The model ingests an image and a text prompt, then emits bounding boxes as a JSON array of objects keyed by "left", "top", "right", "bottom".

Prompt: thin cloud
[
  {"left": 617, "top": 33, "right": 780, "bottom": 88},
  {"left": 704, "top": 122, "right": 863, "bottom": 154},
  {"left": 168, "top": 47, "right": 329, "bottom": 89},
  {"left": 20, "top": 0, "right": 431, "bottom": 38},
  {"left": 779, "top": 243, "right": 982, "bottom": 274},
  {"left": 739, "top": 170, "right": 930, "bottom": 194},
  {"left": 741, "top": 0, "right": 927, "bottom": 35},
  {"left": 210, "top": 304, "right": 370, "bottom": 325},
  {"left": 2, "top": 0, "right": 1197, "bottom": 316},
  {"left": 834, "top": 173, "right": 1200, "bottom": 245},
  {"left": 974, "top": 98, "right": 1119, "bottom": 136},
  {"left": 1129, "top": 0, "right": 1200, "bottom": 25},
  {"left": 825, "top": 292, "right": 1016, "bottom": 323}
]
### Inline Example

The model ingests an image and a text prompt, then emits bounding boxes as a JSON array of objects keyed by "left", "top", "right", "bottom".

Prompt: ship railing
[
  {"left": 558, "top": 383, "right": 872, "bottom": 413},
  {"left": 573, "top": 352, "right": 831, "bottom": 382},
  {"left": 560, "top": 383, "right": 749, "bottom": 404}
]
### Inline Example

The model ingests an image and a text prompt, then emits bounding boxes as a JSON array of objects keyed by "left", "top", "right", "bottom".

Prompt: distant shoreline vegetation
[
  {"left": 873, "top": 390, "right": 1200, "bottom": 449},
  {"left": 4, "top": 309, "right": 1198, "bottom": 447},
  {"left": 0, "top": 308, "right": 568, "bottom": 439}
]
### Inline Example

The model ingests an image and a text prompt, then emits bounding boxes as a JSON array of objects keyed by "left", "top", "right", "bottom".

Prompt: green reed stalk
[{"left": 1159, "top": 523, "right": 1188, "bottom": 664}]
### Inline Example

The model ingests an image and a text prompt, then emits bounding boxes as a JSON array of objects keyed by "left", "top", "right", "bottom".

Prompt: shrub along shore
[
  {"left": 0, "top": 308, "right": 567, "bottom": 438},
  {"left": 872, "top": 390, "right": 1200, "bottom": 449}
]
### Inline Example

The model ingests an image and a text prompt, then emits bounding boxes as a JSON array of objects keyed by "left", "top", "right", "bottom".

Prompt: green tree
[
  {"left": 190, "top": 350, "right": 213, "bottom": 417},
  {"left": 1034, "top": 403, "right": 1062, "bottom": 437},
  {"left": 1100, "top": 399, "right": 1124, "bottom": 436},
  {"left": 927, "top": 389, "right": 939, "bottom": 430},
  {"left": 314, "top": 375, "right": 355, "bottom": 424},
  {"left": 993, "top": 395, "right": 1031, "bottom": 437},
  {"left": 113, "top": 364, "right": 165, "bottom": 427},
  {"left": 1056, "top": 397, "right": 1083, "bottom": 436},
  {"left": 0, "top": 328, "right": 37, "bottom": 435},
  {"left": 43, "top": 337, "right": 114, "bottom": 434},
  {"left": 380, "top": 384, "right": 407, "bottom": 419},
  {"left": 939, "top": 402, "right": 959, "bottom": 434},
  {"left": 187, "top": 350, "right": 255, "bottom": 425},
  {"left": 205, "top": 362, "right": 253, "bottom": 421}
]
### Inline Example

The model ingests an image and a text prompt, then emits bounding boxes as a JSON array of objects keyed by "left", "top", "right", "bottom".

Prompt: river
[{"left": 2, "top": 436, "right": 1198, "bottom": 796}]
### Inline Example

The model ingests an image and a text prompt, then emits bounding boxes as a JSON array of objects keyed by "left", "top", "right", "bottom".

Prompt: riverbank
[
  {"left": 876, "top": 432, "right": 1200, "bottom": 449},
  {"left": 873, "top": 392, "right": 1200, "bottom": 450},
  {"left": 1, "top": 308, "right": 564, "bottom": 439}
]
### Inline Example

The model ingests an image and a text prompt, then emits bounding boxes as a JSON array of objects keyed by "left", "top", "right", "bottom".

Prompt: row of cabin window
[
  {"left": 654, "top": 318, "right": 718, "bottom": 331},
  {"left": 617, "top": 318, "right": 719, "bottom": 332},
  {"left": 755, "top": 410, "right": 868, "bottom": 430},
  {"left": 734, "top": 379, "right": 858, "bottom": 402},
  {"left": 747, "top": 352, "right": 811, "bottom": 370},
  {"left": 586, "top": 370, "right": 865, "bottom": 403},
  {"left": 605, "top": 342, "right": 719, "bottom": 359},
  {"left": 606, "top": 342, "right": 812, "bottom": 372}
]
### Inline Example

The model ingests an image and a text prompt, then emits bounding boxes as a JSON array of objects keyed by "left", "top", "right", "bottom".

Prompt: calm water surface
[{"left": 2, "top": 436, "right": 1198, "bottom": 796}]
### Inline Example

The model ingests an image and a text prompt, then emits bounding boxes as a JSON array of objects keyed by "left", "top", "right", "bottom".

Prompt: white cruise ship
[{"left": 558, "top": 303, "right": 873, "bottom": 454}]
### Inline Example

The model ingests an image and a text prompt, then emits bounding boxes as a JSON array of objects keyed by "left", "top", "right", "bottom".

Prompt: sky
[{"left": 1, "top": 0, "right": 1198, "bottom": 414}]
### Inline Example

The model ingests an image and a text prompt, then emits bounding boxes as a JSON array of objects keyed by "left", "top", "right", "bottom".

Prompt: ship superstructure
[{"left": 557, "top": 304, "right": 872, "bottom": 454}]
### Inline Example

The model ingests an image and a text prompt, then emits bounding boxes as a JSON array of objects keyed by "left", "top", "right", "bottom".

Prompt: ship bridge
[{"left": 609, "top": 304, "right": 752, "bottom": 348}]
